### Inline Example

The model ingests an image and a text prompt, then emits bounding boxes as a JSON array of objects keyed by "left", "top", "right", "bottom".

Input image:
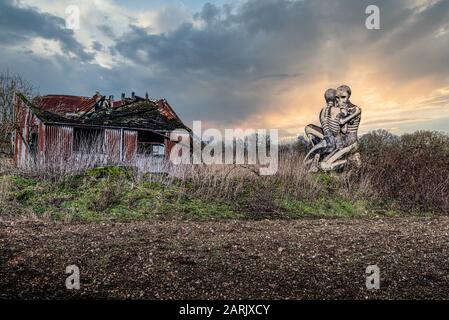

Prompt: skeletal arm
[{"left": 339, "top": 106, "right": 361, "bottom": 126}]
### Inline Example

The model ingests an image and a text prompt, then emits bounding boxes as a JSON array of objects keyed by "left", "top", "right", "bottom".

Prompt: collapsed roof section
[
  {"left": 80, "top": 100, "right": 189, "bottom": 131},
  {"left": 32, "top": 94, "right": 100, "bottom": 115},
  {"left": 19, "top": 92, "right": 190, "bottom": 133}
]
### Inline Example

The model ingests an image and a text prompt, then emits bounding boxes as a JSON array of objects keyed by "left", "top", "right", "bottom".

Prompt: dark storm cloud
[
  {"left": 0, "top": 0, "right": 93, "bottom": 61},
  {"left": 113, "top": 0, "right": 449, "bottom": 126},
  {"left": 114, "top": 0, "right": 449, "bottom": 81},
  {"left": 115, "top": 23, "right": 255, "bottom": 76},
  {"left": 369, "top": 0, "right": 449, "bottom": 80},
  {"left": 112, "top": 0, "right": 334, "bottom": 124},
  {"left": 97, "top": 24, "right": 116, "bottom": 39},
  {"left": 114, "top": 0, "right": 326, "bottom": 79},
  {"left": 1, "top": 0, "right": 449, "bottom": 131},
  {"left": 91, "top": 41, "right": 103, "bottom": 51},
  {"left": 379, "top": 0, "right": 449, "bottom": 53}
]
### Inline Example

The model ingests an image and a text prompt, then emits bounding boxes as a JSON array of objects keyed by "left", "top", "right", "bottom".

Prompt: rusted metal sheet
[
  {"left": 38, "top": 122, "right": 46, "bottom": 160},
  {"left": 156, "top": 99, "right": 180, "bottom": 121},
  {"left": 164, "top": 139, "right": 177, "bottom": 161},
  {"left": 105, "top": 129, "right": 121, "bottom": 163},
  {"left": 45, "top": 125, "right": 73, "bottom": 164},
  {"left": 112, "top": 100, "right": 126, "bottom": 108},
  {"left": 123, "top": 130, "right": 137, "bottom": 163},
  {"left": 14, "top": 95, "right": 44, "bottom": 167},
  {"left": 33, "top": 95, "right": 98, "bottom": 116}
]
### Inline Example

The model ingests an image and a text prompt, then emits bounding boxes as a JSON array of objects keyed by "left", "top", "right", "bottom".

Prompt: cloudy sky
[{"left": 1, "top": 0, "right": 448, "bottom": 140}]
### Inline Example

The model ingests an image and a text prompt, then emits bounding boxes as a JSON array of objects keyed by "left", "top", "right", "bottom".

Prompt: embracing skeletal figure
[{"left": 303, "top": 85, "right": 361, "bottom": 172}]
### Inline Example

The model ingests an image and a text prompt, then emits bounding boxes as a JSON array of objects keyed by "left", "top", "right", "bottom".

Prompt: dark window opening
[
  {"left": 73, "top": 128, "right": 105, "bottom": 154},
  {"left": 28, "top": 126, "right": 38, "bottom": 157},
  {"left": 137, "top": 131, "right": 165, "bottom": 157}
]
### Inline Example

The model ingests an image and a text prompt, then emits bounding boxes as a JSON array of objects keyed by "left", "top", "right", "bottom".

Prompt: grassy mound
[
  {"left": 1, "top": 130, "right": 447, "bottom": 221},
  {"left": 1, "top": 166, "right": 409, "bottom": 221},
  {"left": 0, "top": 167, "right": 239, "bottom": 221}
]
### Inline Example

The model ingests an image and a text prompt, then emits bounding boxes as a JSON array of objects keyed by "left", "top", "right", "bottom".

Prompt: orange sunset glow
[{"left": 1, "top": 0, "right": 448, "bottom": 138}]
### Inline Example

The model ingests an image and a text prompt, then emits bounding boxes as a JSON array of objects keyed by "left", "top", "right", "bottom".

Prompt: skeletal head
[
  {"left": 336, "top": 85, "right": 351, "bottom": 108},
  {"left": 324, "top": 88, "right": 337, "bottom": 106}
]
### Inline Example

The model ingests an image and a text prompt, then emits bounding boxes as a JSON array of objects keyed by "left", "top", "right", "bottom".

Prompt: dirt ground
[{"left": 1, "top": 217, "right": 449, "bottom": 299}]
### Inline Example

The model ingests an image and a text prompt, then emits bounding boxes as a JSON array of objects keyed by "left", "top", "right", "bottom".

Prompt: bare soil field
[{"left": 1, "top": 217, "right": 449, "bottom": 299}]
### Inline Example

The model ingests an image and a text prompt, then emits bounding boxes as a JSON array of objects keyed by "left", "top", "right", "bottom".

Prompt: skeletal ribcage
[
  {"left": 327, "top": 118, "right": 341, "bottom": 135},
  {"left": 347, "top": 116, "right": 360, "bottom": 135},
  {"left": 321, "top": 107, "right": 340, "bottom": 136}
]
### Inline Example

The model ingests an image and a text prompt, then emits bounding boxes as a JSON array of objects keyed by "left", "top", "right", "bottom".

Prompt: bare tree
[{"left": 0, "top": 70, "right": 35, "bottom": 157}]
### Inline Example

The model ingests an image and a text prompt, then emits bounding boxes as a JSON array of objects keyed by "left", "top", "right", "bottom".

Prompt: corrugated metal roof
[
  {"left": 33, "top": 94, "right": 100, "bottom": 116},
  {"left": 156, "top": 99, "right": 180, "bottom": 121},
  {"left": 20, "top": 93, "right": 190, "bottom": 132},
  {"left": 77, "top": 96, "right": 101, "bottom": 112}
]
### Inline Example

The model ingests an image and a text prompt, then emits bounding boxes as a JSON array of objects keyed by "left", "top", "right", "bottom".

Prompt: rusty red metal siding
[
  {"left": 38, "top": 122, "right": 46, "bottom": 160},
  {"left": 164, "top": 139, "right": 177, "bottom": 160},
  {"left": 14, "top": 95, "right": 45, "bottom": 167},
  {"left": 123, "top": 130, "right": 137, "bottom": 163},
  {"left": 105, "top": 129, "right": 121, "bottom": 163},
  {"left": 45, "top": 125, "right": 73, "bottom": 164}
]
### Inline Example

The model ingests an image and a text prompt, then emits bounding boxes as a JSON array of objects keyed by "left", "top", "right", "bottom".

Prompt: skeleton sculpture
[{"left": 303, "top": 85, "right": 361, "bottom": 172}]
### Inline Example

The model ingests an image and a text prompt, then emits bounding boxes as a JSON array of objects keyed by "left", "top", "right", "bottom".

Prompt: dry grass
[
  {"left": 0, "top": 175, "right": 11, "bottom": 206},
  {"left": 150, "top": 150, "right": 324, "bottom": 204},
  {"left": 2, "top": 130, "right": 448, "bottom": 219}
]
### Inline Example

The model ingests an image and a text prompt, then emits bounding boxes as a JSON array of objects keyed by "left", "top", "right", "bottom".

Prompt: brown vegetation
[
  {"left": 358, "top": 130, "right": 449, "bottom": 213},
  {"left": 1, "top": 130, "right": 448, "bottom": 220}
]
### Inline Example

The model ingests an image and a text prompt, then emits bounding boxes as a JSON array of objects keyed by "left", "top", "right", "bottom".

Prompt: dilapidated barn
[{"left": 13, "top": 92, "right": 190, "bottom": 172}]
